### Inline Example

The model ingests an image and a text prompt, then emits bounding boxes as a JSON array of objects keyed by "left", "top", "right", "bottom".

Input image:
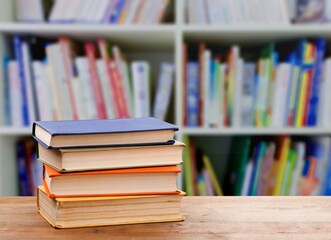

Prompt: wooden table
[{"left": 1, "top": 196, "right": 331, "bottom": 239}]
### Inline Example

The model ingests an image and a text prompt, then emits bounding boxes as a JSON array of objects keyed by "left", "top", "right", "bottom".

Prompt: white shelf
[
  {"left": 0, "top": 23, "right": 176, "bottom": 50},
  {"left": 0, "top": 127, "right": 31, "bottom": 136},
  {"left": 183, "top": 24, "right": 331, "bottom": 44},
  {"left": 181, "top": 127, "right": 331, "bottom": 136}
]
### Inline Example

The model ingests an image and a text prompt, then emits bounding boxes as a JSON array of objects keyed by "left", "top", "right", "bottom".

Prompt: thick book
[
  {"left": 43, "top": 164, "right": 181, "bottom": 198},
  {"left": 37, "top": 185, "right": 184, "bottom": 229},
  {"left": 38, "top": 140, "right": 184, "bottom": 172},
  {"left": 33, "top": 117, "right": 178, "bottom": 149}
]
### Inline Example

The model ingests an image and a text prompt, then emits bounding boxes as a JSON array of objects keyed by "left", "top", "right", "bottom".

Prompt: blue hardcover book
[
  {"left": 248, "top": 142, "right": 266, "bottom": 196},
  {"left": 186, "top": 62, "right": 199, "bottom": 127},
  {"left": 32, "top": 117, "right": 178, "bottom": 149},
  {"left": 3, "top": 56, "right": 11, "bottom": 125},
  {"left": 13, "top": 35, "right": 29, "bottom": 126},
  {"left": 16, "top": 140, "right": 31, "bottom": 196},
  {"left": 110, "top": 0, "right": 126, "bottom": 23},
  {"left": 307, "top": 38, "right": 326, "bottom": 126},
  {"left": 322, "top": 141, "right": 331, "bottom": 195}
]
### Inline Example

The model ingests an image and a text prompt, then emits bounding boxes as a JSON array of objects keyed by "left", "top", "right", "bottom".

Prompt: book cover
[{"left": 33, "top": 117, "right": 178, "bottom": 148}]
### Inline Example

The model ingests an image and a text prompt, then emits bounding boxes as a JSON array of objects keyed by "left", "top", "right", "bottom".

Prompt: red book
[
  {"left": 98, "top": 39, "right": 129, "bottom": 118},
  {"left": 198, "top": 43, "right": 205, "bottom": 127},
  {"left": 59, "top": 37, "right": 78, "bottom": 120},
  {"left": 84, "top": 43, "right": 107, "bottom": 119}
]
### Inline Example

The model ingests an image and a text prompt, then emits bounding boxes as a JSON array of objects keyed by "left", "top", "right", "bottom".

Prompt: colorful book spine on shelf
[
  {"left": 186, "top": 62, "right": 199, "bottom": 127},
  {"left": 306, "top": 38, "right": 326, "bottom": 126}
]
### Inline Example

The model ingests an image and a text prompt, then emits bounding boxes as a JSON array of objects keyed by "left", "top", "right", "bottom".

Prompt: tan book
[
  {"left": 38, "top": 141, "right": 184, "bottom": 172},
  {"left": 37, "top": 185, "right": 185, "bottom": 229}
]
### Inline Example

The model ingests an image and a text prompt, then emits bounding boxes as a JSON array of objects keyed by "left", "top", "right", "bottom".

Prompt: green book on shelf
[
  {"left": 202, "top": 155, "right": 223, "bottom": 196},
  {"left": 225, "top": 137, "right": 251, "bottom": 196},
  {"left": 281, "top": 148, "right": 298, "bottom": 196}
]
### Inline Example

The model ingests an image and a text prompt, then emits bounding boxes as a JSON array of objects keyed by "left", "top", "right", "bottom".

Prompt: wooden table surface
[{"left": 1, "top": 196, "right": 331, "bottom": 240}]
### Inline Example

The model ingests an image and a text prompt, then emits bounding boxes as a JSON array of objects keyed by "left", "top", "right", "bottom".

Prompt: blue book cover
[
  {"left": 307, "top": 38, "right": 326, "bottom": 126},
  {"left": 13, "top": 35, "right": 29, "bottom": 126},
  {"left": 33, "top": 117, "right": 178, "bottom": 148},
  {"left": 322, "top": 141, "right": 331, "bottom": 195},
  {"left": 3, "top": 56, "right": 11, "bottom": 125},
  {"left": 110, "top": 0, "right": 126, "bottom": 23},
  {"left": 186, "top": 62, "right": 199, "bottom": 127}
]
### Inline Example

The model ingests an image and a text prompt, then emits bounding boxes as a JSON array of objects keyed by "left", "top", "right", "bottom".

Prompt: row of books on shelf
[
  {"left": 2, "top": 35, "right": 174, "bottom": 127},
  {"left": 187, "top": 0, "right": 331, "bottom": 25},
  {"left": 183, "top": 38, "right": 331, "bottom": 128},
  {"left": 16, "top": 0, "right": 171, "bottom": 24},
  {"left": 184, "top": 135, "right": 331, "bottom": 196},
  {"left": 33, "top": 117, "right": 184, "bottom": 228}
]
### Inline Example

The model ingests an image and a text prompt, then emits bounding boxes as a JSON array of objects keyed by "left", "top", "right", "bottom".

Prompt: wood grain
[{"left": 1, "top": 196, "right": 331, "bottom": 239}]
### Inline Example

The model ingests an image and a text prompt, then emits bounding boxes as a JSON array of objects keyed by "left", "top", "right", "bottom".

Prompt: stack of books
[{"left": 32, "top": 117, "right": 185, "bottom": 228}]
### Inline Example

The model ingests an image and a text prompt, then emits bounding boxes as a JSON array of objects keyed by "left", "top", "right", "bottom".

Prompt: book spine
[
  {"left": 84, "top": 43, "right": 107, "bottom": 119},
  {"left": 59, "top": 37, "right": 79, "bottom": 120},
  {"left": 74, "top": 57, "right": 98, "bottom": 119},
  {"left": 307, "top": 39, "right": 325, "bottom": 126},
  {"left": 186, "top": 62, "right": 199, "bottom": 127},
  {"left": 8, "top": 60, "right": 23, "bottom": 126},
  {"left": 16, "top": 140, "right": 31, "bottom": 196},
  {"left": 131, "top": 61, "right": 150, "bottom": 117},
  {"left": 13, "top": 36, "right": 30, "bottom": 126},
  {"left": 112, "top": 46, "right": 131, "bottom": 116},
  {"left": 3, "top": 57, "right": 11, "bottom": 125},
  {"left": 97, "top": 39, "right": 129, "bottom": 118},
  {"left": 152, "top": 63, "right": 174, "bottom": 120}
]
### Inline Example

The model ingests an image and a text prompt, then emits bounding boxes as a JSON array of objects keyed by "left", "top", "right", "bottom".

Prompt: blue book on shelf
[
  {"left": 307, "top": 38, "right": 326, "bottom": 126},
  {"left": 13, "top": 35, "right": 29, "bottom": 126},
  {"left": 16, "top": 140, "right": 31, "bottom": 196},
  {"left": 3, "top": 56, "right": 11, "bottom": 125},
  {"left": 248, "top": 142, "right": 266, "bottom": 196},
  {"left": 186, "top": 62, "right": 199, "bottom": 127},
  {"left": 322, "top": 141, "right": 331, "bottom": 195},
  {"left": 110, "top": 0, "right": 126, "bottom": 23}
]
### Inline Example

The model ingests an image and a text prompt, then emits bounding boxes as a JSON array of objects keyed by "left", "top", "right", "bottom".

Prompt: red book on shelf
[
  {"left": 59, "top": 37, "right": 78, "bottom": 120},
  {"left": 98, "top": 39, "right": 129, "bottom": 118},
  {"left": 84, "top": 43, "right": 107, "bottom": 119},
  {"left": 198, "top": 42, "right": 205, "bottom": 127}
]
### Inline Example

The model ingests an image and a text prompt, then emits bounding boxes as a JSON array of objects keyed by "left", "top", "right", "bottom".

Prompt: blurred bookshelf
[{"left": 1, "top": 0, "right": 331, "bottom": 196}]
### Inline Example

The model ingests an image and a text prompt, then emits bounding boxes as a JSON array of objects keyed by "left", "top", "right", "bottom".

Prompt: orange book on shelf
[{"left": 43, "top": 164, "right": 181, "bottom": 198}]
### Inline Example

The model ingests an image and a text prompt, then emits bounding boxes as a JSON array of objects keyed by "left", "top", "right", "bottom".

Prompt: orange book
[{"left": 43, "top": 164, "right": 181, "bottom": 198}]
